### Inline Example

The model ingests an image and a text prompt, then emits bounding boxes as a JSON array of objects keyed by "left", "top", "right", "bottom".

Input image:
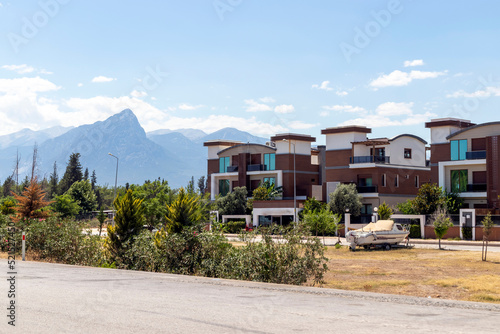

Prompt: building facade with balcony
[
  {"left": 426, "top": 118, "right": 500, "bottom": 209},
  {"left": 204, "top": 134, "right": 322, "bottom": 226},
  {"left": 322, "top": 125, "right": 431, "bottom": 217}
]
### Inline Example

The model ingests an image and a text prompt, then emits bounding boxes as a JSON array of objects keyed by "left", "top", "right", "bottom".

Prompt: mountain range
[{"left": 0, "top": 109, "right": 268, "bottom": 188}]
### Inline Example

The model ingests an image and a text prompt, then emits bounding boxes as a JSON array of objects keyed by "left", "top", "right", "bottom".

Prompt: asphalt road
[{"left": 2, "top": 260, "right": 499, "bottom": 333}]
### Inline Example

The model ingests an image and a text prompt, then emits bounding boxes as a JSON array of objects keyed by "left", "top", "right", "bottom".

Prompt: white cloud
[
  {"left": 77, "top": 83, "right": 83, "bottom": 87},
  {"left": 244, "top": 99, "right": 272, "bottom": 112},
  {"left": 274, "top": 104, "right": 294, "bottom": 114},
  {"left": 288, "top": 121, "right": 318, "bottom": 130},
  {"left": 338, "top": 101, "right": 435, "bottom": 128},
  {"left": 312, "top": 80, "right": 333, "bottom": 91},
  {"left": 335, "top": 91, "right": 348, "bottom": 96},
  {"left": 446, "top": 86, "right": 500, "bottom": 98},
  {"left": 375, "top": 102, "right": 414, "bottom": 116},
  {"left": 91, "top": 76, "right": 116, "bottom": 83},
  {"left": 319, "top": 111, "right": 330, "bottom": 117},
  {"left": 322, "top": 105, "right": 366, "bottom": 113},
  {"left": 178, "top": 103, "right": 204, "bottom": 111},
  {"left": 130, "top": 90, "right": 148, "bottom": 98},
  {"left": 163, "top": 115, "right": 287, "bottom": 137},
  {"left": 39, "top": 69, "right": 53, "bottom": 75},
  {"left": 404, "top": 59, "right": 424, "bottom": 67},
  {"left": 259, "top": 97, "right": 275, "bottom": 103},
  {"left": 0, "top": 76, "right": 60, "bottom": 93},
  {"left": 2, "top": 64, "right": 35, "bottom": 74},
  {"left": 369, "top": 70, "right": 447, "bottom": 88}
]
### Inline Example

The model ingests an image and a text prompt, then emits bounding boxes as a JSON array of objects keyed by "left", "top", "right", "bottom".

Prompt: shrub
[
  {"left": 222, "top": 220, "right": 246, "bottom": 233},
  {"left": 377, "top": 202, "right": 393, "bottom": 220}
]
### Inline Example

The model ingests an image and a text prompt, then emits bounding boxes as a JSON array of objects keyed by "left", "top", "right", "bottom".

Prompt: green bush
[
  {"left": 461, "top": 226, "right": 472, "bottom": 240},
  {"left": 23, "top": 217, "right": 104, "bottom": 266},
  {"left": 222, "top": 220, "right": 246, "bottom": 233},
  {"left": 409, "top": 224, "right": 421, "bottom": 238}
]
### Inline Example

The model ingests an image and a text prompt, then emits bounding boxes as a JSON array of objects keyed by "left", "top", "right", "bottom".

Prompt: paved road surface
[{"left": 2, "top": 260, "right": 499, "bottom": 333}]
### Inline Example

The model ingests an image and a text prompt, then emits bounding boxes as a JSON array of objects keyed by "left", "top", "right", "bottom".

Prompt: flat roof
[
  {"left": 203, "top": 140, "right": 243, "bottom": 147},
  {"left": 321, "top": 126, "right": 371, "bottom": 135},
  {"left": 270, "top": 133, "right": 316, "bottom": 142}
]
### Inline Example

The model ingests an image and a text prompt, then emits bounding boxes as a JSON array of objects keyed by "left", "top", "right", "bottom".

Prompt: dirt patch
[{"left": 320, "top": 246, "right": 500, "bottom": 303}]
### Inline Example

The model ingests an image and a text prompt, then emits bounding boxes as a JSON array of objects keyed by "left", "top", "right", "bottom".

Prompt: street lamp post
[
  {"left": 283, "top": 139, "right": 296, "bottom": 224},
  {"left": 108, "top": 153, "right": 119, "bottom": 226}
]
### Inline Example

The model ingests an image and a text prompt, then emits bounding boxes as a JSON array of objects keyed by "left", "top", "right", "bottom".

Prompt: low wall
[{"left": 424, "top": 226, "right": 500, "bottom": 241}]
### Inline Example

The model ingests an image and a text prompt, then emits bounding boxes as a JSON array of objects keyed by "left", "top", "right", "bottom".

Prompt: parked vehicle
[{"left": 346, "top": 220, "right": 409, "bottom": 251}]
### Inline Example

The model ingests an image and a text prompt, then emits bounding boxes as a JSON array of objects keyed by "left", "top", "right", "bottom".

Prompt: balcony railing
[
  {"left": 226, "top": 165, "right": 238, "bottom": 172},
  {"left": 466, "top": 183, "right": 487, "bottom": 192},
  {"left": 356, "top": 185, "right": 378, "bottom": 193},
  {"left": 247, "top": 164, "right": 264, "bottom": 171},
  {"left": 466, "top": 151, "right": 486, "bottom": 160},
  {"left": 350, "top": 156, "right": 390, "bottom": 164}
]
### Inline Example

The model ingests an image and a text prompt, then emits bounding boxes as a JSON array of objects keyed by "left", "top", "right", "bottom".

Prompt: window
[
  {"left": 264, "top": 153, "right": 275, "bottom": 171},
  {"left": 370, "top": 148, "right": 385, "bottom": 157},
  {"left": 218, "top": 179, "right": 230, "bottom": 196},
  {"left": 404, "top": 148, "right": 412, "bottom": 159},
  {"left": 394, "top": 174, "right": 399, "bottom": 187},
  {"left": 450, "top": 139, "right": 467, "bottom": 161},
  {"left": 359, "top": 177, "right": 372, "bottom": 186},
  {"left": 451, "top": 170, "right": 468, "bottom": 192},
  {"left": 219, "top": 157, "right": 230, "bottom": 173},
  {"left": 381, "top": 174, "right": 387, "bottom": 187},
  {"left": 263, "top": 177, "right": 276, "bottom": 185},
  {"left": 415, "top": 175, "right": 419, "bottom": 188},
  {"left": 361, "top": 204, "right": 373, "bottom": 215}
]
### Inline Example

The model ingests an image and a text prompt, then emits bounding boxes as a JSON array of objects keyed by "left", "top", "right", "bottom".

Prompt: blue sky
[{"left": 1, "top": 0, "right": 499, "bottom": 144}]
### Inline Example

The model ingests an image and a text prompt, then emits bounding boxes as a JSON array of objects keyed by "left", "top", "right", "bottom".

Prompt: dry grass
[{"left": 320, "top": 246, "right": 500, "bottom": 303}]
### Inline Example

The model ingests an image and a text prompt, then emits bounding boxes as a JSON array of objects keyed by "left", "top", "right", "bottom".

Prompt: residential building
[
  {"left": 204, "top": 134, "right": 321, "bottom": 226},
  {"left": 321, "top": 125, "right": 431, "bottom": 220},
  {"left": 426, "top": 118, "right": 500, "bottom": 209}
]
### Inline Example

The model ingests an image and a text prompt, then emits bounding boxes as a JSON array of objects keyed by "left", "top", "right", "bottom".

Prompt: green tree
[
  {"left": 67, "top": 180, "right": 97, "bottom": 214},
  {"left": 187, "top": 176, "right": 195, "bottom": 195},
  {"left": 431, "top": 208, "right": 453, "bottom": 249},
  {"left": 83, "top": 168, "right": 89, "bottom": 181},
  {"left": 215, "top": 186, "right": 248, "bottom": 215},
  {"left": 52, "top": 194, "right": 81, "bottom": 218},
  {"left": 413, "top": 183, "right": 444, "bottom": 215},
  {"left": 396, "top": 199, "right": 418, "bottom": 214},
  {"left": 378, "top": 202, "right": 393, "bottom": 220},
  {"left": 107, "top": 189, "right": 145, "bottom": 260},
  {"left": 481, "top": 213, "right": 495, "bottom": 261},
  {"left": 90, "top": 170, "right": 97, "bottom": 190},
  {"left": 97, "top": 207, "right": 107, "bottom": 237},
  {"left": 2, "top": 176, "right": 15, "bottom": 197},
  {"left": 328, "top": 183, "right": 362, "bottom": 216},
  {"left": 165, "top": 188, "right": 205, "bottom": 234},
  {"left": 302, "top": 207, "right": 338, "bottom": 243},
  {"left": 197, "top": 176, "right": 207, "bottom": 194},
  {"left": 130, "top": 179, "right": 175, "bottom": 229},
  {"left": 48, "top": 161, "right": 59, "bottom": 198},
  {"left": 444, "top": 192, "right": 464, "bottom": 214},
  {"left": 59, "top": 153, "right": 83, "bottom": 193}
]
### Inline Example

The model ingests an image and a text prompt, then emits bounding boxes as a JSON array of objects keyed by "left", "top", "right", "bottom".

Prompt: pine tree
[
  {"left": 83, "top": 168, "right": 89, "bottom": 181},
  {"left": 59, "top": 153, "right": 83, "bottom": 194},
  {"left": 12, "top": 177, "right": 53, "bottom": 222},
  {"left": 90, "top": 170, "right": 97, "bottom": 190},
  {"left": 165, "top": 188, "right": 203, "bottom": 233},
  {"left": 2, "top": 176, "right": 15, "bottom": 197},
  {"left": 49, "top": 161, "right": 59, "bottom": 198}
]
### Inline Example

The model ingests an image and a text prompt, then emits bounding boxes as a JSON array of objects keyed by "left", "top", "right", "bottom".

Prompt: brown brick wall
[
  {"left": 206, "top": 159, "right": 219, "bottom": 194},
  {"left": 430, "top": 143, "right": 450, "bottom": 184}
]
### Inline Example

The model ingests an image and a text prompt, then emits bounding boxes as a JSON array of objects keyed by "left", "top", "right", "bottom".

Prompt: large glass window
[
  {"left": 451, "top": 170, "right": 468, "bottom": 192},
  {"left": 219, "top": 157, "right": 230, "bottom": 173},
  {"left": 219, "top": 179, "right": 230, "bottom": 196},
  {"left": 264, "top": 153, "right": 275, "bottom": 171},
  {"left": 451, "top": 139, "right": 467, "bottom": 161}
]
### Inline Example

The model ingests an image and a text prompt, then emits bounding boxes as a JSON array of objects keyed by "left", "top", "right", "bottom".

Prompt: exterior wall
[
  {"left": 429, "top": 126, "right": 464, "bottom": 144},
  {"left": 486, "top": 135, "right": 500, "bottom": 208},
  {"left": 449, "top": 123, "right": 500, "bottom": 142},
  {"left": 443, "top": 164, "right": 487, "bottom": 192},
  {"left": 325, "top": 132, "right": 368, "bottom": 150},
  {"left": 429, "top": 143, "right": 450, "bottom": 184},
  {"left": 387, "top": 136, "right": 427, "bottom": 167},
  {"left": 275, "top": 140, "right": 312, "bottom": 155}
]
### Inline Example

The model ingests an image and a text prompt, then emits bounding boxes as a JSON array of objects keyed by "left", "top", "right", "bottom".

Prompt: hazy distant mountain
[
  {"left": 0, "top": 126, "right": 73, "bottom": 149},
  {"left": 196, "top": 127, "right": 268, "bottom": 144},
  {"left": 147, "top": 128, "right": 207, "bottom": 141},
  {"left": 0, "top": 110, "right": 270, "bottom": 188}
]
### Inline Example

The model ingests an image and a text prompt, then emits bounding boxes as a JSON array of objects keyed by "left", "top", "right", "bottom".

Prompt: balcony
[
  {"left": 356, "top": 185, "right": 378, "bottom": 193},
  {"left": 466, "top": 183, "right": 487, "bottom": 192},
  {"left": 350, "top": 156, "right": 390, "bottom": 164},
  {"left": 247, "top": 164, "right": 264, "bottom": 171},
  {"left": 226, "top": 165, "right": 238, "bottom": 172},
  {"left": 466, "top": 151, "right": 486, "bottom": 160}
]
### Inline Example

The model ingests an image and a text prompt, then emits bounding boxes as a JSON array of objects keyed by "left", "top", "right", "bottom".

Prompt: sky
[{"left": 1, "top": 0, "right": 499, "bottom": 144}]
